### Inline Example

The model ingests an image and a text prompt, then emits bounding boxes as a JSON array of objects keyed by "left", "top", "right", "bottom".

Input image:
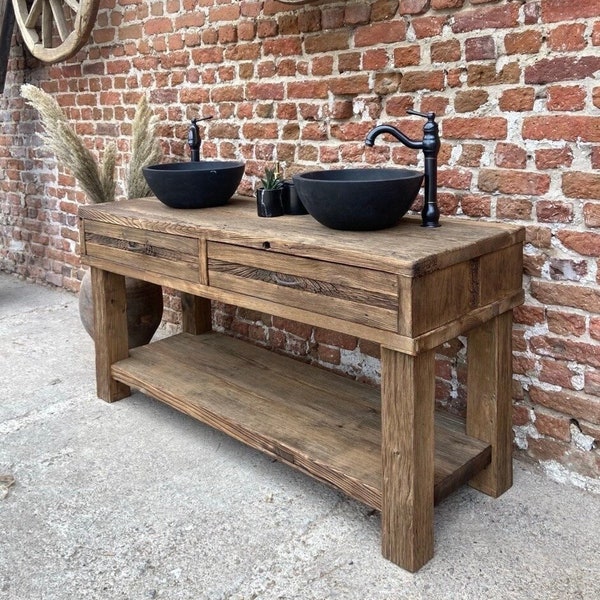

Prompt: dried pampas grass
[
  {"left": 127, "top": 95, "right": 162, "bottom": 199},
  {"left": 21, "top": 83, "right": 116, "bottom": 204}
]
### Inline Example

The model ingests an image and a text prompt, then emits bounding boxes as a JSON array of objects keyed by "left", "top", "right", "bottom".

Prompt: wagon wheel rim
[{"left": 11, "top": 0, "right": 99, "bottom": 63}]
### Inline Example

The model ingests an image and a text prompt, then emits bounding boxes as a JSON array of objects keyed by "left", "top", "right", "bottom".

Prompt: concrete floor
[{"left": 1, "top": 272, "right": 598, "bottom": 600}]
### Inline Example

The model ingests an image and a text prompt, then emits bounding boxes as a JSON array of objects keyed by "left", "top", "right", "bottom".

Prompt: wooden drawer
[
  {"left": 83, "top": 221, "right": 201, "bottom": 283},
  {"left": 207, "top": 241, "right": 398, "bottom": 331}
]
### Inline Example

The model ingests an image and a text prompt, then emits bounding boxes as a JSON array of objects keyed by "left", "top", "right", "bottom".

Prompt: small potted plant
[{"left": 256, "top": 164, "right": 284, "bottom": 217}]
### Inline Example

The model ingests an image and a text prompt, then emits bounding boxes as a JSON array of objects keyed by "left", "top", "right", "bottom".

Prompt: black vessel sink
[
  {"left": 143, "top": 161, "right": 245, "bottom": 209},
  {"left": 293, "top": 168, "right": 424, "bottom": 231}
]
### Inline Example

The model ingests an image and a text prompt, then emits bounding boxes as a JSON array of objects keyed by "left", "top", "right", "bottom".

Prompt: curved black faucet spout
[
  {"left": 365, "top": 124, "right": 423, "bottom": 151},
  {"left": 365, "top": 111, "right": 441, "bottom": 227}
]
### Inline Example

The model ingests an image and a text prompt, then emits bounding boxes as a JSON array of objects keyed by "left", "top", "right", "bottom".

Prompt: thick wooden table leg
[
  {"left": 466, "top": 311, "right": 513, "bottom": 497},
  {"left": 381, "top": 347, "right": 435, "bottom": 572},
  {"left": 91, "top": 267, "right": 130, "bottom": 402},
  {"left": 181, "top": 293, "right": 212, "bottom": 335}
]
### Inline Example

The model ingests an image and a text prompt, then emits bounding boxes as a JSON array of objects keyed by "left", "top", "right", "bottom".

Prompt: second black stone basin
[{"left": 293, "top": 168, "right": 424, "bottom": 231}]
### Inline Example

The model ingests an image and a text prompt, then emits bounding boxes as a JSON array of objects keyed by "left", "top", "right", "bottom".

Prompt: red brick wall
[{"left": 1, "top": 0, "right": 599, "bottom": 489}]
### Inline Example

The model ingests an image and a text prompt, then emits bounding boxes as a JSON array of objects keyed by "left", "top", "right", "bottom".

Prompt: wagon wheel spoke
[
  {"left": 48, "top": 0, "right": 69, "bottom": 40},
  {"left": 24, "top": 0, "right": 43, "bottom": 28},
  {"left": 11, "top": 0, "right": 99, "bottom": 63}
]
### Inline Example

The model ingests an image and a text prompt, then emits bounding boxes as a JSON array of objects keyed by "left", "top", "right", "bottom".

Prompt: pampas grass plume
[
  {"left": 21, "top": 84, "right": 116, "bottom": 204},
  {"left": 127, "top": 95, "right": 162, "bottom": 199}
]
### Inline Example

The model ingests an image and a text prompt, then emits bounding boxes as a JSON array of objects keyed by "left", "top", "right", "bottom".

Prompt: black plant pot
[{"left": 256, "top": 188, "right": 284, "bottom": 217}]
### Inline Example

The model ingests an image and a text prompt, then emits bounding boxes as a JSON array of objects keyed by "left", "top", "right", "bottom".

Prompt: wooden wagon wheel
[{"left": 11, "top": 0, "right": 99, "bottom": 63}]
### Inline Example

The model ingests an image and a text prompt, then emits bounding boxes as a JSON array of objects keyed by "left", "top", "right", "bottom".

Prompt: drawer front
[
  {"left": 208, "top": 241, "right": 398, "bottom": 332},
  {"left": 83, "top": 221, "right": 201, "bottom": 283}
]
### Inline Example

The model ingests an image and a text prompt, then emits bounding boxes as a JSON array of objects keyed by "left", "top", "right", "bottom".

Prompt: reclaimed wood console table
[{"left": 79, "top": 197, "right": 524, "bottom": 572}]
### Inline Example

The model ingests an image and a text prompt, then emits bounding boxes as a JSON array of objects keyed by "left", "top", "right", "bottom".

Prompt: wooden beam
[{"left": 0, "top": 0, "right": 15, "bottom": 94}]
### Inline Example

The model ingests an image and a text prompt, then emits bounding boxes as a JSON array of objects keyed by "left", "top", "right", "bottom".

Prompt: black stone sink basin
[
  {"left": 292, "top": 168, "right": 424, "bottom": 231},
  {"left": 143, "top": 161, "right": 245, "bottom": 209}
]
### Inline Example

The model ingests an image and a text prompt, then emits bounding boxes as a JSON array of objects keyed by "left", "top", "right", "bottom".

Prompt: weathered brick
[
  {"left": 329, "top": 75, "right": 371, "bottom": 96},
  {"left": 432, "top": 0, "right": 463, "bottom": 9},
  {"left": 287, "top": 81, "right": 328, "bottom": 99},
  {"left": 452, "top": 3, "right": 519, "bottom": 33},
  {"left": 263, "top": 37, "right": 303, "bottom": 56},
  {"left": 437, "top": 168, "right": 472, "bottom": 190},
  {"left": 460, "top": 194, "right": 491, "bottom": 217},
  {"left": 536, "top": 201, "right": 573, "bottom": 223},
  {"left": 548, "top": 23, "right": 587, "bottom": 51},
  {"left": 209, "top": 4, "right": 240, "bottom": 21},
  {"left": 465, "top": 36, "right": 496, "bottom": 61},
  {"left": 298, "top": 9, "right": 321, "bottom": 33},
  {"left": 557, "top": 231, "right": 600, "bottom": 257},
  {"left": 531, "top": 280, "right": 600, "bottom": 313},
  {"left": 523, "top": 116, "right": 600, "bottom": 143},
  {"left": 355, "top": 20, "right": 406, "bottom": 46},
  {"left": 541, "top": 0, "right": 600, "bottom": 23},
  {"left": 535, "top": 147, "right": 573, "bottom": 170},
  {"left": 562, "top": 171, "right": 600, "bottom": 200},
  {"left": 534, "top": 409, "right": 572, "bottom": 442},
  {"left": 399, "top": 0, "right": 429, "bottom": 15},
  {"left": 412, "top": 15, "right": 446, "bottom": 38},
  {"left": 344, "top": 3, "right": 371, "bottom": 25},
  {"left": 400, "top": 70, "right": 444, "bottom": 92},
  {"left": 314, "top": 327, "right": 358, "bottom": 351},
  {"left": 374, "top": 72, "right": 402, "bottom": 95},
  {"left": 590, "top": 317, "right": 600, "bottom": 342},
  {"left": 393, "top": 46, "right": 421, "bottom": 67},
  {"left": 305, "top": 31, "right": 350, "bottom": 53},
  {"left": 530, "top": 386, "right": 600, "bottom": 425},
  {"left": 547, "top": 310, "right": 587, "bottom": 336},
  {"left": 585, "top": 370, "right": 600, "bottom": 396},
  {"left": 338, "top": 52, "right": 361, "bottom": 73},
  {"left": 547, "top": 86, "right": 586, "bottom": 111},
  {"left": 504, "top": 30, "right": 543, "bottom": 54},
  {"left": 371, "top": 0, "right": 400, "bottom": 21},
  {"left": 443, "top": 117, "right": 507, "bottom": 140},
  {"left": 321, "top": 7, "right": 344, "bottom": 29},
  {"left": 455, "top": 90, "right": 489, "bottom": 113},
  {"left": 525, "top": 56, "right": 600, "bottom": 85},
  {"left": 513, "top": 304, "right": 545, "bottom": 326},
  {"left": 495, "top": 142, "right": 527, "bottom": 169},
  {"left": 499, "top": 87, "right": 535, "bottom": 112},
  {"left": 496, "top": 197, "right": 533, "bottom": 220},
  {"left": 523, "top": 253, "right": 545, "bottom": 277},
  {"left": 583, "top": 203, "right": 600, "bottom": 228},
  {"left": 478, "top": 168, "right": 549, "bottom": 195},
  {"left": 246, "top": 83, "right": 284, "bottom": 101},
  {"left": 430, "top": 39, "right": 461, "bottom": 63},
  {"left": 467, "top": 62, "right": 520, "bottom": 86}
]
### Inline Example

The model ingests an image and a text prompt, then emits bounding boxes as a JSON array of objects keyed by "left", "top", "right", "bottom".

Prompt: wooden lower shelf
[{"left": 111, "top": 333, "right": 491, "bottom": 508}]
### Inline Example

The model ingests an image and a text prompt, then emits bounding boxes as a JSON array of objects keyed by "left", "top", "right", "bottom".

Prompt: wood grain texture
[
  {"left": 111, "top": 333, "right": 490, "bottom": 511},
  {"left": 181, "top": 293, "right": 211, "bottom": 335},
  {"left": 91, "top": 268, "right": 130, "bottom": 402},
  {"left": 381, "top": 346, "right": 435, "bottom": 572},
  {"left": 466, "top": 311, "right": 513, "bottom": 497},
  {"left": 79, "top": 197, "right": 525, "bottom": 276},
  {"left": 85, "top": 220, "right": 200, "bottom": 283}
]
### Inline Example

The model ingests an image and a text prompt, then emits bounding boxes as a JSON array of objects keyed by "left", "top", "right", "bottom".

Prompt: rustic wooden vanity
[{"left": 79, "top": 197, "right": 524, "bottom": 572}]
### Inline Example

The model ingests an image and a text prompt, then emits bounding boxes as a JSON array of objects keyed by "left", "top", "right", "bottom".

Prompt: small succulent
[{"left": 260, "top": 166, "right": 284, "bottom": 191}]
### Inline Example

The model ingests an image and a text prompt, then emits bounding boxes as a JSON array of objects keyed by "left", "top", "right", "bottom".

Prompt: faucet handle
[{"left": 406, "top": 109, "right": 436, "bottom": 122}]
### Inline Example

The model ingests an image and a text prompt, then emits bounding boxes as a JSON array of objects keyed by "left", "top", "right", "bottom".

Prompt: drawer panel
[
  {"left": 84, "top": 221, "right": 201, "bottom": 283},
  {"left": 208, "top": 241, "right": 398, "bottom": 332}
]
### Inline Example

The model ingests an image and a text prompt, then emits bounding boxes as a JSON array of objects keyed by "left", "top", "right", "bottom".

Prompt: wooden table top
[{"left": 79, "top": 197, "right": 525, "bottom": 277}]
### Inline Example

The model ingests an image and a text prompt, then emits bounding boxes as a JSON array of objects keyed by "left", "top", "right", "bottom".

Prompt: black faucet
[
  {"left": 187, "top": 116, "right": 213, "bottom": 162},
  {"left": 365, "top": 109, "right": 440, "bottom": 227}
]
